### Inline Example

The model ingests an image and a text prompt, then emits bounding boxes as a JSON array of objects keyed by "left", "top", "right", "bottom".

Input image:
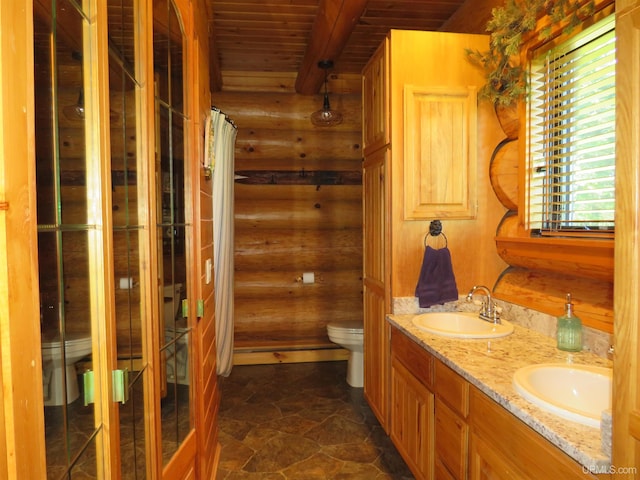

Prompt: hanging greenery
[{"left": 466, "top": 0, "right": 596, "bottom": 106}]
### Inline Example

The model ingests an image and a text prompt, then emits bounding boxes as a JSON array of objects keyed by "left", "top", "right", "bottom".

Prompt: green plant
[{"left": 467, "top": 0, "right": 596, "bottom": 106}]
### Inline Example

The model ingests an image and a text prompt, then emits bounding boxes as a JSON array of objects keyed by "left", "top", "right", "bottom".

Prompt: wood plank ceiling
[{"left": 206, "top": 0, "right": 490, "bottom": 94}]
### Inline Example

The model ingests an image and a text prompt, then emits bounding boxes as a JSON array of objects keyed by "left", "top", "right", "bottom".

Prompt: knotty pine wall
[{"left": 213, "top": 75, "right": 363, "bottom": 356}]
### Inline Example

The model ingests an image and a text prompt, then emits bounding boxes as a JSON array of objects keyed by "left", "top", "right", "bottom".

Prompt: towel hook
[{"left": 424, "top": 220, "right": 448, "bottom": 248}]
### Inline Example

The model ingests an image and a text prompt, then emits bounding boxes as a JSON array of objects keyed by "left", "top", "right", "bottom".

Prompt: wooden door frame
[
  {"left": 0, "top": 1, "right": 47, "bottom": 478},
  {"left": 613, "top": 0, "right": 640, "bottom": 475}
]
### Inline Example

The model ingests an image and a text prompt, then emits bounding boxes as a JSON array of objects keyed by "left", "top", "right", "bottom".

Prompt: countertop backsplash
[{"left": 392, "top": 296, "right": 613, "bottom": 359}]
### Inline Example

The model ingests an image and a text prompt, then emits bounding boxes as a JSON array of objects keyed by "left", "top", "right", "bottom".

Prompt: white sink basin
[
  {"left": 513, "top": 363, "right": 612, "bottom": 428},
  {"left": 411, "top": 312, "right": 514, "bottom": 339}
]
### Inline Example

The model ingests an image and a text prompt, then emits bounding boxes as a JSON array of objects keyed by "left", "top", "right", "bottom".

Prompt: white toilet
[
  {"left": 327, "top": 320, "right": 364, "bottom": 387},
  {"left": 41, "top": 330, "right": 92, "bottom": 406},
  {"left": 163, "top": 284, "right": 190, "bottom": 385},
  {"left": 163, "top": 283, "right": 183, "bottom": 324}
]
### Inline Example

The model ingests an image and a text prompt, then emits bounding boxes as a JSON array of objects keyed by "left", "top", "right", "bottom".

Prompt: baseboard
[{"left": 233, "top": 347, "right": 349, "bottom": 365}]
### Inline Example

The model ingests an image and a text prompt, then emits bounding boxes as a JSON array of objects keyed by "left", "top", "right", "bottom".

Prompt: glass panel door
[
  {"left": 35, "top": 0, "right": 156, "bottom": 477},
  {"left": 107, "top": 1, "right": 150, "bottom": 477},
  {"left": 34, "top": 0, "right": 103, "bottom": 477},
  {"left": 153, "top": 0, "right": 193, "bottom": 464}
]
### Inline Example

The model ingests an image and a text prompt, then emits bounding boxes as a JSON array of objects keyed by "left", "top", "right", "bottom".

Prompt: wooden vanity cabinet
[
  {"left": 435, "top": 361, "right": 470, "bottom": 479},
  {"left": 391, "top": 325, "right": 609, "bottom": 480},
  {"left": 390, "top": 325, "right": 471, "bottom": 480},
  {"left": 390, "top": 326, "right": 435, "bottom": 479},
  {"left": 469, "top": 385, "right": 607, "bottom": 480}
]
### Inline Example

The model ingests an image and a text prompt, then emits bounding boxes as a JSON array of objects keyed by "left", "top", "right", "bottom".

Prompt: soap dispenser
[{"left": 556, "top": 293, "right": 583, "bottom": 352}]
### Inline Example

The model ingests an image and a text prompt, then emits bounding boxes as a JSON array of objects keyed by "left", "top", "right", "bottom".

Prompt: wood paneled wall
[
  {"left": 193, "top": 0, "right": 219, "bottom": 474},
  {"left": 212, "top": 81, "right": 363, "bottom": 355},
  {"left": 385, "top": 31, "right": 509, "bottom": 300}
]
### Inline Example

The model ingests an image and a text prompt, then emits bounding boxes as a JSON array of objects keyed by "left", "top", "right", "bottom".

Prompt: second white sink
[
  {"left": 513, "top": 363, "right": 612, "bottom": 428},
  {"left": 411, "top": 311, "right": 514, "bottom": 339}
]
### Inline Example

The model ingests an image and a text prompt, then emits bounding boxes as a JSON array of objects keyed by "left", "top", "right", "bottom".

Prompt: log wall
[
  {"left": 212, "top": 82, "right": 363, "bottom": 354},
  {"left": 489, "top": 2, "right": 616, "bottom": 333},
  {"left": 443, "top": 0, "right": 615, "bottom": 334}
]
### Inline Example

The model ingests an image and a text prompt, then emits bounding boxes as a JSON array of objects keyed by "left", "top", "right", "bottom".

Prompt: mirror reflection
[
  {"left": 153, "top": 0, "right": 193, "bottom": 464},
  {"left": 108, "top": 0, "right": 149, "bottom": 477},
  {"left": 34, "top": 0, "right": 100, "bottom": 477}
]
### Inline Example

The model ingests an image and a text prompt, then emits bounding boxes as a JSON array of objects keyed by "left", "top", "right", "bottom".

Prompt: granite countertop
[{"left": 387, "top": 313, "right": 612, "bottom": 470}]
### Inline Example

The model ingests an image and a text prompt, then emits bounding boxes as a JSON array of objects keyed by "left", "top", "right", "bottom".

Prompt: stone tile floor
[{"left": 216, "top": 361, "right": 415, "bottom": 479}]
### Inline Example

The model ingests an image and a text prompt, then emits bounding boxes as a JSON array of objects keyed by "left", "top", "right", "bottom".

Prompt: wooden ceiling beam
[
  {"left": 294, "top": 0, "right": 369, "bottom": 95},
  {"left": 439, "top": 0, "right": 501, "bottom": 34}
]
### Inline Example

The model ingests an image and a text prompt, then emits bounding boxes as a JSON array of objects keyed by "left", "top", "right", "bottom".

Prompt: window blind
[{"left": 527, "top": 16, "right": 615, "bottom": 237}]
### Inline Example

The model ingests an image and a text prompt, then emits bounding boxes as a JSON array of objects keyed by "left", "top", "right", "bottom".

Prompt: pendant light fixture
[{"left": 310, "top": 60, "right": 343, "bottom": 127}]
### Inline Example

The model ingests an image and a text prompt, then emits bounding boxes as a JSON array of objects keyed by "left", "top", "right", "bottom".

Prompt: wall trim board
[
  {"left": 233, "top": 347, "right": 349, "bottom": 365},
  {"left": 235, "top": 170, "right": 362, "bottom": 186}
]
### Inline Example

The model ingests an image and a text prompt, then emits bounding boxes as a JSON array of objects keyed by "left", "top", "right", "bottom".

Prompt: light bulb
[{"left": 310, "top": 93, "right": 342, "bottom": 127}]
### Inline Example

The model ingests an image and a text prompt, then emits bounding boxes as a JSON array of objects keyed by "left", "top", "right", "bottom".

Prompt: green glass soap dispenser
[{"left": 556, "top": 293, "right": 583, "bottom": 352}]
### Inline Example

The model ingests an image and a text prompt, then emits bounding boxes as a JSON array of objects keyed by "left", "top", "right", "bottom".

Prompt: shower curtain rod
[{"left": 211, "top": 106, "right": 237, "bottom": 129}]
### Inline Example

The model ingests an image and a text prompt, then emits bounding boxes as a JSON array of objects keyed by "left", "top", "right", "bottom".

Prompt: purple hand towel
[{"left": 415, "top": 246, "right": 459, "bottom": 308}]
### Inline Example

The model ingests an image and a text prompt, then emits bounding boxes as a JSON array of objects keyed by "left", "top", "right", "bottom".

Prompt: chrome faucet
[{"left": 466, "top": 285, "right": 500, "bottom": 324}]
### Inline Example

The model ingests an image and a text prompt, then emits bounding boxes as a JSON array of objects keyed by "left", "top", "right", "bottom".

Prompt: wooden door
[
  {"left": 0, "top": 2, "right": 48, "bottom": 478},
  {"left": 153, "top": 1, "right": 198, "bottom": 476},
  {"left": 362, "top": 39, "right": 389, "bottom": 156},
  {"left": 33, "top": 1, "right": 123, "bottom": 476},
  {"left": 363, "top": 146, "right": 389, "bottom": 429}
]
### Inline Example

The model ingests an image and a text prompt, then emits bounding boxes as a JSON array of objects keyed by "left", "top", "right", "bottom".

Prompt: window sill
[{"left": 495, "top": 215, "right": 614, "bottom": 282}]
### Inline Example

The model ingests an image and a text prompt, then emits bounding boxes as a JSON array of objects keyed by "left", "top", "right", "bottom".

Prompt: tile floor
[
  {"left": 216, "top": 361, "right": 415, "bottom": 479},
  {"left": 44, "top": 381, "right": 190, "bottom": 479}
]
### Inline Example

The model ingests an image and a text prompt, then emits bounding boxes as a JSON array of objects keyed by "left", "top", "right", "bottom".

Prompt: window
[{"left": 527, "top": 15, "right": 615, "bottom": 237}]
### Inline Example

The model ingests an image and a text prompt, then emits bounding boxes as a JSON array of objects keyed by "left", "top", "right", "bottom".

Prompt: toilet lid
[{"left": 327, "top": 320, "right": 363, "bottom": 334}]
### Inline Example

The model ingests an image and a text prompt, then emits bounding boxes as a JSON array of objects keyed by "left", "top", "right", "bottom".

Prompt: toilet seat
[
  {"left": 327, "top": 321, "right": 363, "bottom": 344},
  {"left": 41, "top": 331, "right": 92, "bottom": 354},
  {"left": 327, "top": 320, "right": 363, "bottom": 335}
]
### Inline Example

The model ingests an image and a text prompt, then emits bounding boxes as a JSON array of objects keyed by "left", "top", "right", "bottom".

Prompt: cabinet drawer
[
  {"left": 391, "top": 326, "right": 434, "bottom": 389},
  {"left": 435, "top": 397, "right": 468, "bottom": 479},
  {"left": 436, "top": 360, "right": 469, "bottom": 417}
]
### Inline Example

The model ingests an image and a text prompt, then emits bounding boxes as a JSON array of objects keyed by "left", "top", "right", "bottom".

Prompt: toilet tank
[{"left": 163, "top": 283, "right": 182, "bottom": 322}]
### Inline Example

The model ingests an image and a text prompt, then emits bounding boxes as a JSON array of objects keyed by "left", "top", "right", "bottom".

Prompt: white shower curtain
[{"left": 208, "top": 107, "right": 237, "bottom": 376}]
